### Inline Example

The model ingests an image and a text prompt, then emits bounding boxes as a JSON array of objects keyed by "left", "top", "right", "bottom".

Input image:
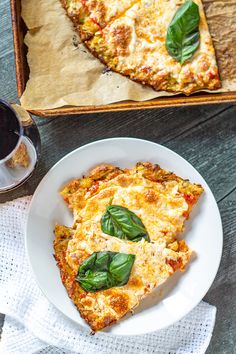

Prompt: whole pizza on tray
[{"left": 61, "top": 0, "right": 221, "bottom": 94}]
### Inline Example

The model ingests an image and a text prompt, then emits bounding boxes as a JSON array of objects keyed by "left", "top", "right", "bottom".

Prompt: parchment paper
[{"left": 20, "top": 0, "right": 236, "bottom": 110}]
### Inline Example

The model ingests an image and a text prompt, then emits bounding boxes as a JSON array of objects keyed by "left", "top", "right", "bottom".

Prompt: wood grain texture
[
  {"left": 166, "top": 105, "right": 236, "bottom": 201},
  {"left": 0, "top": 103, "right": 230, "bottom": 203},
  {"left": 28, "top": 93, "right": 236, "bottom": 117},
  {"left": 0, "top": 314, "right": 4, "bottom": 339},
  {"left": 205, "top": 190, "right": 236, "bottom": 354},
  {"left": 10, "top": 0, "right": 29, "bottom": 97},
  {"left": 1, "top": 0, "right": 236, "bottom": 352}
]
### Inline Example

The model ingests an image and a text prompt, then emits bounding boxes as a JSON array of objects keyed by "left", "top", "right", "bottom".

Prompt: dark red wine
[{"left": 0, "top": 102, "right": 21, "bottom": 160}]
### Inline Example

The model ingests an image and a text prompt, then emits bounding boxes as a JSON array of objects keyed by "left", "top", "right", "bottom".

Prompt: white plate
[{"left": 26, "top": 138, "right": 223, "bottom": 336}]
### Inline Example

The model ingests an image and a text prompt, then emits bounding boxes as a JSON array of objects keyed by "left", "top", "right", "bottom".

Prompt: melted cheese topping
[
  {"left": 55, "top": 163, "right": 203, "bottom": 331},
  {"left": 66, "top": 0, "right": 140, "bottom": 33},
  {"left": 86, "top": 0, "right": 220, "bottom": 93},
  {"left": 64, "top": 0, "right": 220, "bottom": 94},
  {"left": 61, "top": 225, "right": 191, "bottom": 331},
  {"left": 62, "top": 163, "right": 203, "bottom": 243},
  {"left": 77, "top": 175, "right": 188, "bottom": 243},
  {"left": 66, "top": 228, "right": 191, "bottom": 291}
]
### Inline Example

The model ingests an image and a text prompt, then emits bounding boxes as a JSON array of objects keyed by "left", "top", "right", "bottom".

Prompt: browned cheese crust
[
  {"left": 60, "top": 162, "right": 203, "bottom": 228},
  {"left": 54, "top": 162, "right": 203, "bottom": 331},
  {"left": 54, "top": 224, "right": 192, "bottom": 331},
  {"left": 60, "top": 0, "right": 221, "bottom": 94},
  {"left": 54, "top": 224, "right": 133, "bottom": 331}
]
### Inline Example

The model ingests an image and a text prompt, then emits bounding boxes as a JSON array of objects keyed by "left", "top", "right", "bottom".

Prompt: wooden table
[{"left": 1, "top": 1, "right": 236, "bottom": 353}]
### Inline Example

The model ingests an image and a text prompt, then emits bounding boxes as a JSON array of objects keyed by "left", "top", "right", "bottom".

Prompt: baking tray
[{"left": 10, "top": 0, "right": 236, "bottom": 117}]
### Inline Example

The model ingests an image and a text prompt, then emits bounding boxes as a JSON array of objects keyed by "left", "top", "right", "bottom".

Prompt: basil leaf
[
  {"left": 77, "top": 270, "right": 114, "bottom": 292},
  {"left": 93, "top": 252, "right": 110, "bottom": 271},
  {"left": 166, "top": 0, "right": 200, "bottom": 65},
  {"left": 76, "top": 251, "right": 135, "bottom": 292},
  {"left": 109, "top": 253, "right": 135, "bottom": 285},
  {"left": 101, "top": 205, "right": 150, "bottom": 242}
]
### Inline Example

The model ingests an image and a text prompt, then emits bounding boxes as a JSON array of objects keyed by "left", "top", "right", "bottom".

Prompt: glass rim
[{"left": 0, "top": 99, "right": 24, "bottom": 164}]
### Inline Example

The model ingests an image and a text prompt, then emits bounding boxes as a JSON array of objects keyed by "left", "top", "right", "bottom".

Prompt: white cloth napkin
[{"left": 0, "top": 196, "right": 216, "bottom": 354}]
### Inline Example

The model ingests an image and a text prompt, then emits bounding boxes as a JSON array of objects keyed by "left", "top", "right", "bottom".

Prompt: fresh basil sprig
[
  {"left": 101, "top": 205, "right": 150, "bottom": 242},
  {"left": 166, "top": 0, "right": 200, "bottom": 65},
  {"left": 76, "top": 251, "right": 135, "bottom": 292}
]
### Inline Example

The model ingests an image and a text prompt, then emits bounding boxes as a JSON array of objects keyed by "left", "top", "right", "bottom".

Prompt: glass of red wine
[{"left": 0, "top": 99, "right": 40, "bottom": 192}]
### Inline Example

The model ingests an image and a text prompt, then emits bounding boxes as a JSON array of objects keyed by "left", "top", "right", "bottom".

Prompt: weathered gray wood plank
[
  {"left": 0, "top": 104, "right": 232, "bottom": 203},
  {"left": 0, "top": 314, "right": 4, "bottom": 338},
  {"left": 205, "top": 189, "right": 236, "bottom": 354},
  {"left": 0, "top": 0, "right": 18, "bottom": 102},
  {"left": 166, "top": 105, "right": 236, "bottom": 202}
]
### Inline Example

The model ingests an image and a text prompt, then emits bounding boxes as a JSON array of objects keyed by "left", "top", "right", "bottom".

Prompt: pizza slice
[
  {"left": 54, "top": 224, "right": 192, "bottom": 331},
  {"left": 60, "top": 162, "right": 203, "bottom": 243},
  {"left": 61, "top": 0, "right": 140, "bottom": 40},
  {"left": 84, "top": 0, "right": 220, "bottom": 94}
]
